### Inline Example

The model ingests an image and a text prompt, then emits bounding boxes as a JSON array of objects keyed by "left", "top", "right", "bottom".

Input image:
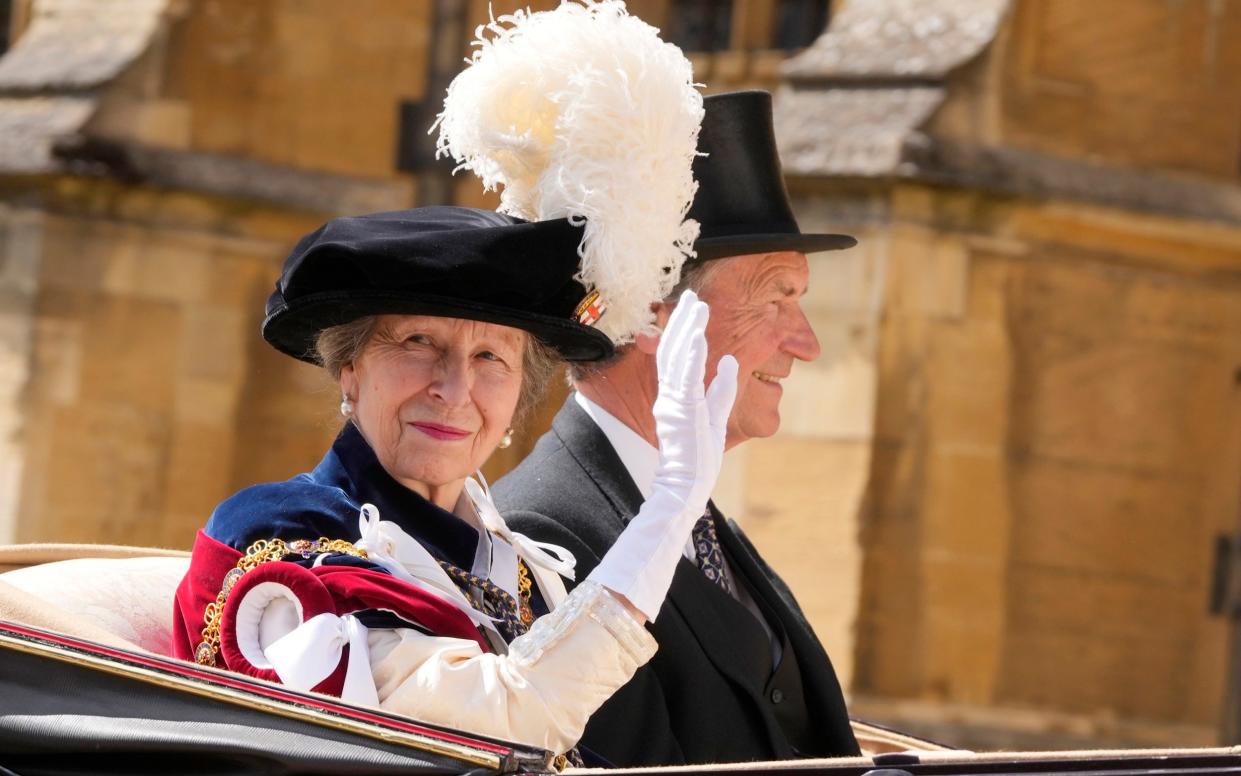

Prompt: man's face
[{"left": 691, "top": 250, "right": 821, "bottom": 448}]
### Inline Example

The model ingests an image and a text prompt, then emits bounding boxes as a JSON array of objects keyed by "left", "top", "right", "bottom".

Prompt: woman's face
[{"left": 340, "top": 315, "right": 526, "bottom": 502}]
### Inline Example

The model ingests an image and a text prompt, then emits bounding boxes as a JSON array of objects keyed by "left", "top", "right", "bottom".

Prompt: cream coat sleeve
[{"left": 368, "top": 580, "right": 656, "bottom": 754}]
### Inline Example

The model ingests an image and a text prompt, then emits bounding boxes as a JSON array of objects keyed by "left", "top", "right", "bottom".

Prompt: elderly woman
[{"left": 172, "top": 207, "right": 737, "bottom": 762}]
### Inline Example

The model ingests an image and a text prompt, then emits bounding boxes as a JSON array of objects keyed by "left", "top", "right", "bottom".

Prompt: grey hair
[
  {"left": 567, "top": 258, "right": 727, "bottom": 383},
  {"left": 316, "top": 316, "right": 382, "bottom": 381},
  {"left": 315, "top": 316, "right": 562, "bottom": 429}
]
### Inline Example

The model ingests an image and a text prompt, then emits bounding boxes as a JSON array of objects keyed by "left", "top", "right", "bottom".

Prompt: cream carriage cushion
[{"left": 0, "top": 545, "right": 188, "bottom": 656}]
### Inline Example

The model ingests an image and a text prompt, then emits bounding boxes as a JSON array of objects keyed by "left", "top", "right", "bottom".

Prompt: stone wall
[
  {"left": 3, "top": 180, "right": 334, "bottom": 548},
  {"left": 764, "top": 0, "right": 1241, "bottom": 746},
  {"left": 995, "top": 0, "right": 1241, "bottom": 179},
  {"left": 841, "top": 182, "right": 1241, "bottom": 745},
  {"left": 152, "top": 0, "right": 430, "bottom": 177}
]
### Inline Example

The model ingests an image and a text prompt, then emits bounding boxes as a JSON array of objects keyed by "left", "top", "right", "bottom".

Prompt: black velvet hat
[
  {"left": 689, "top": 91, "right": 856, "bottom": 261},
  {"left": 262, "top": 207, "right": 614, "bottom": 364}
]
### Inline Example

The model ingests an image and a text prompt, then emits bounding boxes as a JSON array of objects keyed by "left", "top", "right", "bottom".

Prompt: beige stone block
[
  {"left": 922, "top": 447, "right": 1010, "bottom": 562},
  {"left": 887, "top": 224, "right": 969, "bottom": 320},
  {"left": 1009, "top": 202, "right": 1241, "bottom": 278},
  {"left": 30, "top": 317, "right": 81, "bottom": 406},
  {"left": 1001, "top": 0, "right": 1241, "bottom": 177},
  {"left": 38, "top": 218, "right": 108, "bottom": 293},
  {"left": 1009, "top": 459, "right": 1205, "bottom": 588},
  {"left": 289, "top": 87, "right": 405, "bottom": 177},
  {"left": 204, "top": 250, "right": 273, "bottom": 310},
  {"left": 919, "top": 555, "right": 1007, "bottom": 704},
  {"left": 0, "top": 440, "right": 25, "bottom": 544},
  {"left": 0, "top": 207, "right": 45, "bottom": 295},
  {"left": 890, "top": 186, "right": 937, "bottom": 226},
  {"left": 228, "top": 415, "right": 338, "bottom": 493},
  {"left": 1001, "top": 568, "right": 1204, "bottom": 721},
  {"left": 1186, "top": 617, "right": 1231, "bottom": 726},
  {"left": 862, "top": 437, "right": 924, "bottom": 532},
  {"left": 177, "top": 0, "right": 432, "bottom": 179},
  {"left": 271, "top": 9, "right": 336, "bottom": 79},
  {"left": 225, "top": 209, "right": 325, "bottom": 251},
  {"left": 871, "top": 313, "right": 931, "bottom": 444},
  {"left": 72, "top": 297, "right": 180, "bottom": 410},
  {"left": 960, "top": 250, "right": 1011, "bottom": 323},
  {"left": 782, "top": 310, "right": 876, "bottom": 441},
  {"left": 12, "top": 395, "right": 53, "bottom": 545},
  {"left": 804, "top": 230, "right": 886, "bottom": 316},
  {"left": 103, "top": 233, "right": 211, "bottom": 305},
  {"left": 0, "top": 347, "right": 29, "bottom": 407},
  {"left": 39, "top": 403, "right": 171, "bottom": 546},
  {"left": 1008, "top": 567, "right": 1198, "bottom": 660},
  {"left": 1018, "top": 339, "right": 1226, "bottom": 474},
  {"left": 159, "top": 421, "right": 236, "bottom": 548},
  {"left": 177, "top": 305, "right": 247, "bottom": 383},
  {"left": 853, "top": 545, "right": 925, "bottom": 697},
  {"left": 107, "top": 191, "right": 233, "bottom": 237},
  {"left": 711, "top": 50, "right": 749, "bottom": 82},
  {"left": 174, "top": 378, "right": 241, "bottom": 426},
  {"left": 228, "top": 344, "right": 340, "bottom": 491},
  {"left": 1006, "top": 258, "right": 1241, "bottom": 476},
  {"left": 925, "top": 319, "right": 1010, "bottom": 450},
  {"left": 135, "top": 100, "right": 193, "bottom": 149}
]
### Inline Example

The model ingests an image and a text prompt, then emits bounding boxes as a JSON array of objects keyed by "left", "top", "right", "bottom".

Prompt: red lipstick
[{"left": 410, "top": 422, "right": 471, "bottom": 440}]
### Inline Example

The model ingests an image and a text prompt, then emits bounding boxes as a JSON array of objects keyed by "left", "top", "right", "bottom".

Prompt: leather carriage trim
[{"left": 0, "top": 621, "right": 518, "bottom": 769}]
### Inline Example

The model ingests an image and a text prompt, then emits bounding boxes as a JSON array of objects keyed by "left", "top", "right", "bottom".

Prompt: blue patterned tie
[{"left": 692, "top": 509, "right": 734, "bottom": 595}]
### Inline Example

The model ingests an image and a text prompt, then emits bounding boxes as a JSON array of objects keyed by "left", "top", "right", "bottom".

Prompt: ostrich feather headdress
[{"left": 434, "top": 0, "right": 703, "bottom": 345}]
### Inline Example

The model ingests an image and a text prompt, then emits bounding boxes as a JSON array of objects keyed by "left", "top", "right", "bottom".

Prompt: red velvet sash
[{"left": 173, "top": 531, "right": 488, "bottom": 697}]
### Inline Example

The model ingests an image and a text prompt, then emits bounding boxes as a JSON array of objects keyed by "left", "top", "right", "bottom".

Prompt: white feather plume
[{"left": 434, "top": 0, "right": 703, "bottom": 345}]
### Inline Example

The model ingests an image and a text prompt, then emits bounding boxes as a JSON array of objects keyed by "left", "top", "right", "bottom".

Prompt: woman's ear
[{"left": 339, "top": 363, "right": 358, "bottom": 404}]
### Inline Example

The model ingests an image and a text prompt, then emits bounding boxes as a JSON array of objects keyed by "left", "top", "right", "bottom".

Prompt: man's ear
[
  {"left": 634, "top": 301, "right": 675, "bottom": 355},
  {"left": 634, "top": 331, "right": 660, "bottom": 355}
]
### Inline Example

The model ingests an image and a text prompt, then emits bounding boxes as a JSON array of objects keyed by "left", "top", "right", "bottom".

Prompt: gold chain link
[{"left": 516, "top": 559, "right": 534, "bottom": 625}]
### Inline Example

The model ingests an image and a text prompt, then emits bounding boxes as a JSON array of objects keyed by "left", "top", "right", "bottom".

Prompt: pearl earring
[
  {"left": 340, "top": 396, "right": 354, "bottom": 417},
  {"left": 497, "top": 428, "right": 514, "bottom": 449}
]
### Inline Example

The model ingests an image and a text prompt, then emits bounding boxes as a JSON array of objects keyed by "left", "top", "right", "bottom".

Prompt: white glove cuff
[{"left": 586, "top": 489, "right": 697, "bottom": 621}]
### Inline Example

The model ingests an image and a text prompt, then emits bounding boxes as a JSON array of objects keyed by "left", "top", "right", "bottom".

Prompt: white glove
[{"left": 587, "top": 290, "right": 739, "bottom": 621}]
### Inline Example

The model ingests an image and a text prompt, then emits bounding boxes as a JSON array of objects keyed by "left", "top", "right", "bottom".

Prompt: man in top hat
[{"left": 493, "top": 91, "right": 861, "bottom": 766}]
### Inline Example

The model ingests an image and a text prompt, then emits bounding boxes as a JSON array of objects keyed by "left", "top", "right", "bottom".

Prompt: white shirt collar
[
  {"left": 574, "top": 392, "right": 659, "bottom": 500},
  {"left": 574, "top": 392, "right": 700, "bottom": 562}
]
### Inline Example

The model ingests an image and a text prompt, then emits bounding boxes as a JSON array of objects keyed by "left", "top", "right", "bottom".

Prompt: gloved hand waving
[{"left": 588, "top": 290, "right": 739, "bottom": 621}]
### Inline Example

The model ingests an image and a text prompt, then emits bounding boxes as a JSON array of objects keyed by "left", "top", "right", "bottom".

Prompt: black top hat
[
  {"left": 262, "top": 207, "right": 613, "bottom": 364},
  {"left": 689, "top": 91, "right": 856, "bottom": 261}
]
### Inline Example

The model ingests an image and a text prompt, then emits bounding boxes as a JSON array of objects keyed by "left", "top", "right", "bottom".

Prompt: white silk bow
[
  {"left": 265, "top": 611, "right": 379, "bottom": 707},
  {"left": 463, "top": 478, "right": 577, "bottom": 582},
  {"left": 352, "top": 504, "right": 496, "bottom": 631}
]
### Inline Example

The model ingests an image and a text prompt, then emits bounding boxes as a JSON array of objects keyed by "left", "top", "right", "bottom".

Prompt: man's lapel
[
  {"left": 665, "top": 554, "right": 772, "bottom": 696},
  {"left": 551, "top": 399, "right": 645, "bottom": 532}
]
